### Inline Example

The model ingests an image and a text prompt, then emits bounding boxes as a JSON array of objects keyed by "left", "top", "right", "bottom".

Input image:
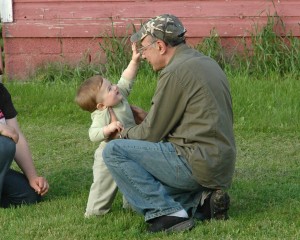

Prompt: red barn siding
[
  {"left": 0, "top": 47, "right": 3, "bottom": 75},
  {"left": 2, "top": 0, "right": 300, "bottom": 80}
]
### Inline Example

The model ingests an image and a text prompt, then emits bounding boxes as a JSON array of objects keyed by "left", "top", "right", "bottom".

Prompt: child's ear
[{"left": 96, "top": 103, "right": 106, "bottom": 110}]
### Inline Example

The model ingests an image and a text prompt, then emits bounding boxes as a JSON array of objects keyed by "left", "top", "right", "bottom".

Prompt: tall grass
[
  {"left": 32, "top": 60, "right": 101, "bottom": 85},
  {"left": 195, "top": 28, "right": 227, "bottom": 70},
  {"left": 196, "top": 14, "right": 300, "bottom": 80},
  {"left": 98, "top": 29, "right": 156, "bottom": 84},
  {"left": 24, "top": 14, "right": 299, "bottom": 85},
  {"left": 241, "top": 14, "right": 300, "bottom": 78},
  {"left": 29, "top": 24, "right": 156, "bottom": 88}
]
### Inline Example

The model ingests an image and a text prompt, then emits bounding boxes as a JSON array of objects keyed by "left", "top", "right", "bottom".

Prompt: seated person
[{"left": 0, "top": 83, "right": 49, "bottom": 208}]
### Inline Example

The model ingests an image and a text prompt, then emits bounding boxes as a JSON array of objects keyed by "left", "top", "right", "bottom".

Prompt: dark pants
[{"left": 0, "top": 135, "right": 41, "bottom": 208}]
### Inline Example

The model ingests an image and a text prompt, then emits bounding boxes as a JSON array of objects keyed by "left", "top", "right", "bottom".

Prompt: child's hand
[
  {"left": 109, "top": 121, "right": 124, "bottom": 133},
  {"left": 131, "top": 43, "right": 141, "bottom": 62},
  {"left": 104, "top": 121, "right": 124, "bottom": 138}
]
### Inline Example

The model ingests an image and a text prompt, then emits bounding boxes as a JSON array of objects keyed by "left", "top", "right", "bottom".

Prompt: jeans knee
[
  {"left": 23, "top": 191, "right": 42, "bottom": 205},
  {"left": 0, "top": 136, "right": 16, "bottom": 159},
  {"left": 1, "top": 191, "right": 41, "bottom": 208},
  {"left": 103, "top": 140, "right": 117, "bottom": 163},
  {"left": 1, "top": 169, "right": 42, "bottom": 208},
  {"left": 103, "top": 140, "right": 127, "bottom": 167}
]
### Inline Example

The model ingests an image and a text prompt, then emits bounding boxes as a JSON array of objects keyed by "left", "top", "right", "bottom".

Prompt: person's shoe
[
  {"left": 147, "top": 216, "right": 195, "bottom": 233},
  {"left": 195, "top": 189, "right": 230, "bottom": 221}
]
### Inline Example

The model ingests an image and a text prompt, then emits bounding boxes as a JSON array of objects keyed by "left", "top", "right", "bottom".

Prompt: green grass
[{"left": 0, "top": 72, "right": 299, "bottom": 239}]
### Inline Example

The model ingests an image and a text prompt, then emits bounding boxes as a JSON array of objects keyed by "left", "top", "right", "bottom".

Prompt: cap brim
[
  {"left": 130, "top": 29, "right": 147, "bottom": 43},
  {"left": 130, "top": 31, "right": 142, "bottom": 43}
]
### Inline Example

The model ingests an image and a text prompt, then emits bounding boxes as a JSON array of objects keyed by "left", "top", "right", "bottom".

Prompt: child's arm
[
  {"left": 89, "top": 108, "right": 123, "bottom": 141},
  {"left": 121, "top": 43, "right": 140, "bottom": 81},
  {"left": 103, "top": 121, "right": 123, "bottom": 139}
]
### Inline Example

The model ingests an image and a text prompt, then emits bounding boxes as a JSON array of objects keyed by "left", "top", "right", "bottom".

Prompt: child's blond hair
[{"left": 75, "top": 75, "right": 104, "bottom": 112}]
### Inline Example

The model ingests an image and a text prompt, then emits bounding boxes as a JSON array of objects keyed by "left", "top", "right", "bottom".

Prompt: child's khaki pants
[{"left": 85, "top": 146, "right": 128, "bottom": 217}]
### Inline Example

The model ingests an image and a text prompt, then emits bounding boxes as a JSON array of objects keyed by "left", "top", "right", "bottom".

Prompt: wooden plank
[
  {"left": 12, "top": 1, "right": 300, "bottom": 20},
  {"left": 4, "top": 17, "right": 300, "bottom": 38},
  {"left": 13, "top": 0, "right": 137, "bottom": 2},
  {"left": 0, "top": 47, "right": 3, "bottom": 75},
  {"left": 12, "top": 0, "right": 300, "bottom": 2}
]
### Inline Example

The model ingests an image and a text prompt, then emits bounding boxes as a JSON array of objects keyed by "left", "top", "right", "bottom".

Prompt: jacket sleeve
[
  {"left": 122, "top": 71, "right": 186, "bottom": 142},
  {"left": 88, "top": 110, "right": 109, "bottom": 142},
  {"left": 117, "top": 76, "right": 135, "bottom": 99}
]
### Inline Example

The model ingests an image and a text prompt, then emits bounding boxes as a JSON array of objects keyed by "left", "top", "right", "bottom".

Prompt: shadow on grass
[{"left": 45, "top": 167, "right": 92, "bottom": 200}]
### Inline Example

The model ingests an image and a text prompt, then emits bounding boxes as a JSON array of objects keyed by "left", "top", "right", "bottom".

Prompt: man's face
[{"left": 139, "top": 36, "right": 165, "bottom": 71}]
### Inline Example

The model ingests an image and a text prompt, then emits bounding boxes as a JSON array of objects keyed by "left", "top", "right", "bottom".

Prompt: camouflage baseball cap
[{"left": 130, "top": 14, "right": 187, "bottom": 46}]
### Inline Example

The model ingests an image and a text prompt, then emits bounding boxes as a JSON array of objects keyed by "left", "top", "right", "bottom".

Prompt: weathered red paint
[
  {"left": 2, "top": 0, "right": 300, "bottom": 80},
  {"left": 0, "top": 47, "right": 3, "bottom": 75}
]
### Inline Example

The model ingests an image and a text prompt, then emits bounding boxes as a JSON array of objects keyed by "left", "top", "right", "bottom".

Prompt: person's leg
[
  {"left": 1, "top": 169, "right": 41, "bottom": 208},
  {"left": 103, "top": 139, "right": 203, "bottom": 222},
  {"left": 85, "top": 146, "right": 118, "bottom": 217},
  {"left": 0, "top": 136, "right": 15, "bottom": 203}
]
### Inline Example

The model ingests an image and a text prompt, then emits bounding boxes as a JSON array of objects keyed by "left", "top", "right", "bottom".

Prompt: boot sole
[{"left": 166, "top": 218, "right": 195, "bottom": 233}]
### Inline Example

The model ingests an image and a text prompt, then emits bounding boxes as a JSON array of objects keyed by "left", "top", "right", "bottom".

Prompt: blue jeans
[
  {"left": 103, "top": 139, "right": 205, "bottom": 221},
  {"left": 0, "top": 135, "right": 41, "bottom": 208}
]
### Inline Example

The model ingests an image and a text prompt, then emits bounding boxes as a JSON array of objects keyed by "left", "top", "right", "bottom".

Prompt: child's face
[{"left": 98, "top": 78, "right": 123, "bottom": 108}]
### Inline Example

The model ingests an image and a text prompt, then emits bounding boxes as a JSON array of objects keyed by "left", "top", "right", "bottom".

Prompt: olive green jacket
[{"left": 122, "top": 44, "right": 236, "bottom": 189}]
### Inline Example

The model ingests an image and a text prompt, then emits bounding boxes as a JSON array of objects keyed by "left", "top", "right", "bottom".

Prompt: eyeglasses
[{"left": 137, "top": 41, "right": 157, "bottom": 54}]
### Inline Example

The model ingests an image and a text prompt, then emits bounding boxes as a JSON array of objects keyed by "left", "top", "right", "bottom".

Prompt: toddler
[{"left": 75, "top": 43, "right": 140, "bottom": 217}]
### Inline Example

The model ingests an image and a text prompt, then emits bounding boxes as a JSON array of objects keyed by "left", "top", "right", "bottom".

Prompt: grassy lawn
[{"left": 0, "top": 72, "right": 299, "bottom": 240}]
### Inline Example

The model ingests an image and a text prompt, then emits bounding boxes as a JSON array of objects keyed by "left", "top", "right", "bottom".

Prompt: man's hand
[
  {"left": 29, "top": 176, "right": 49, "bottom": 196},
  {"left": 131, "top": 105, "right": 148, "bottom": 125},
  {"left": 0, "top": 123, "right": 19, "bottom": 143}
]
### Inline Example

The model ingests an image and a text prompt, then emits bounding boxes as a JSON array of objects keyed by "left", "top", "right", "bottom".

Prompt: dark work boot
[
  {"left": 147, "top": 216, "right": 195, "bottom": 233},
  {"left": 195, "top": 189, "right": 230, "bottom": 221}
]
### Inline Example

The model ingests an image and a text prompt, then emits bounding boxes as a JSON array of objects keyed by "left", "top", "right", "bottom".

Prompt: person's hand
[
  {"left": 105, "top": 121, "right": 124, "bottom": 140},
  {"left": 0, "top": 123, "right": 19, "bottom": 143},
  {"left": 131, "top": 105, "right": 148, "bottom": 124},
  {"left": 132, "top": 42, "right": 141, "bottom": 62},
  {"left": 29, "top": 176, "right": 49, "bottom": 196},
  {"left": 106, "top": 121, "right": 124, "bottom": 135}
]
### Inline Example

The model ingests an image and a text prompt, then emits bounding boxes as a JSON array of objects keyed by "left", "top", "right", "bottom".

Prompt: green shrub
[
  {"left": 30, "top": 14, "right": 299, "bottom": 84},
  {"left": 196, "top": 14, "right": 300, "bottom": 80}
]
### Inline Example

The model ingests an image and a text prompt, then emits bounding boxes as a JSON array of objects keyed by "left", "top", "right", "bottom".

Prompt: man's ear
[
  {"left": 96, "top": 103, "right": 106, "bottom": 110},
  {"left": 157, "top": 40, "right": 167, "bottom": 54}
]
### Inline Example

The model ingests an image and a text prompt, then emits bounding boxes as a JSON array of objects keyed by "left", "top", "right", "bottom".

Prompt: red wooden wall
[{"left": 2, "top": 0, "right": 300, "bottom": 80}]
